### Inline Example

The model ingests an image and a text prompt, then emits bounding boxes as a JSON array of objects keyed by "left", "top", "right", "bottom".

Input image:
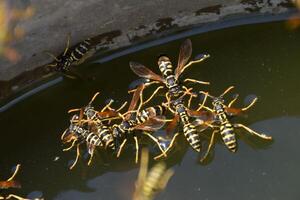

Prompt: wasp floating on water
[
  {"left": 61, "top": 92, "right": 123, "bottom": 169},
  {"left": 130, "top": 39, "right": 210, "bottom": 155},
  {"left": 196, "top": 86, "right": 273, "bottom": 162},
  {"left": 111, "top": 84, "right": 168, "bottom": 163}
]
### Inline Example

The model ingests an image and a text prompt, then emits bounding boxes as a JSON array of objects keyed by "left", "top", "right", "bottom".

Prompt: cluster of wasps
[{"left": 57, "top": 38, "right": 273, "bottom": 199}]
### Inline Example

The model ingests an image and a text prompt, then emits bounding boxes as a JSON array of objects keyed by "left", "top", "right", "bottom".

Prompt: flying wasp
[
  {"left": 195, "top": 86, "right": 273, "bottom": 162},
  {"left": 129, "top": 39, "right": 210, "bottom": 155},
  {"left": 45, "top": 34, "right": 95, "bottom": 79},
  {"left": 133, "top": 148, "right": 174, "bottom": 200}
]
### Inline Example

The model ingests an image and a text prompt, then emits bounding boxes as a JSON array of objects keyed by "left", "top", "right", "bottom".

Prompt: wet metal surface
[{"left": 0, "top": 20, "right": 300, "bottom": 199}]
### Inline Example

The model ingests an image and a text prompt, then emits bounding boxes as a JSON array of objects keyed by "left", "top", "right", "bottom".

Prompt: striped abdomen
[
  {"left": 215, "top": 108, "right": 237, "bottom": 152},
  {"left": 177, "top": 104, "right": 201, "bottom": 152},
  {"left": 183, "top": 123, "right": 201, "bottom": 152},
  {"left": 86, "top": 132, "right": 102, "bottom": 147},
  {"left": 70, "top": 39, "right": 92, "bottom": 61},
  {"left": 220, "top": 122, "right": 237, "bottom": 152},
  {"left": 98, "top": 126, "right": 115, "bottom": 150}
]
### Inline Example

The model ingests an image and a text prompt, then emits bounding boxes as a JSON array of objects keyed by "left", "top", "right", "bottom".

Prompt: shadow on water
[{"left": 0, "top": 19, "right": 300, "bottom": 199}]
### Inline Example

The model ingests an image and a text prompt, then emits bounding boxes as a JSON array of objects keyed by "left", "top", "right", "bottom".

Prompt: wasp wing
[
  {"left": 225, "top": 107, "right": 244, "bottom": 116},
  {"left": 0, "top": 180, "right": 21, "bottom": 189},
  {"left": 134, "top": 116, "right": 166, "bottom": 132},
  {"left": 166, "top": 114, "right": 180, "bottom": 136},
  {"left": 187, "top": 109, "right": 214, "bottom": 121},
  {"left": 130, "top": 61, "right": 164, "bottom": 82},
  {"left": 175, "top": 39, "right": 192, "bottom": 79}
]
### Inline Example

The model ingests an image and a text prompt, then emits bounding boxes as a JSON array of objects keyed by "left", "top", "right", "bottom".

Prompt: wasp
[
  {"left": 112, "top": 84, "right": 168, "bottom": 163},
  {"left": 133, "top": 149, "right": 174, "bottom": 200},
  {"left": 195, "top": 86, "right": 273, "bottom": 162},
  {"left": 0, "top": 164, "right": 42, "bottom": 200},
  {"left": 130, "top": 39, "right": 210, "bottom": 154},
  {"left": 61, "top": 92, "right": 125, "bottom": 169},
  {"left": 45, "top": 34, "right": 95, "bottom": 78}
]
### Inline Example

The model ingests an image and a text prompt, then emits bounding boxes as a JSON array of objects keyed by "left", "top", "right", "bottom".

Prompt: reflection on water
[{"left": 0, "top": 19, "right": 300, "bottom": 200}]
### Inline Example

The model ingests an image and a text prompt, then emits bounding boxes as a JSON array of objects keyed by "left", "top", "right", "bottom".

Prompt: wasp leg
[
  {"left": 241, "top": 97, "right": 258, "bottom": 111},
  {"left": 87, "top": 153, "right": 94, "bottom": 166},
  {"left": 117, "top": 139, "right": 127, "bottom": 158},
  {"left": 234, "top": 123, "right": 272, "bottom": 140},
  {"left": 63, "top": 139, "right": 77, "bottom": 151},
  {"left": 137, "top": 86, "right": 144, "bottom": 112},
  {"left": 101, "top": 99, "right": 114, "bottom": 112},
  {"left": 162, "top": 101, "right": 176, "bottom": 114},
  {"left": 227, "top": 94, "right": 239, "bottom": 108},
  {"left": 220, "top": 86, "right": 235, "bottom": 97},
  {"left": 68, "top": 108, "right": 81, "bottom": 113},
  {"left": 182, "top": 86, "right": 197, "bottom": 108},
  {"left": 154, "top": 133, "right": 180, "bottom": 160},
  {"left": 63, "top": 33, "right": 71, "bottom": 56},
  {"left": 143, "top": 132, "right": 167, "bottom": 157},
  {"left": 70, "top": 144, "right": 81, "bottom": 170},
  {"left": 121, "top": 110, "right": 139, "bottom": 120},
  {"left": 102, "top": 101, "right": 128, "bottom": 123},
  {"left": 145, "top": 81, "right": 160, "bottom": 87},
  {"left": 143, "top": 86, "right": 164, "bottom": 105},
  {"left": 184, "top": 78, "right": 210, "bottom": 85},
  {"left": 134, "top": 136, "right": 139, "bottom": 163},
  {"left": 206, "top": 123, "right": 219, "bottom": 129},
  {"left": 128, "top": 81, "right": 160, "bottom": 94},
  {"left": 164, "top": 92, "right": 172, "bottom": 111},
  {"left": 45, "top": 63, "right": 58, "bottom": 69},
  {"left": 197, "top": 91, "right": 208, "bottom": 111},
  {"left": 116, "top": 101, "right": 128, "bottom": 112},
  {"left": 61, "top": 129, "right": 68, "bottom": 140},
  {"left": 89, "top": 92, "right": 100, "bottom": 104},
  {"left": 180, "top": 56, "right": 210, "bottom": 74},
  {"left": 44, "top": 51, "right": 59, "bottom": 62},
  {"left": 200, "top": 130, "right": 218, "bottom": 163},
  {"left": 0, "top": 195, "right": 4, "bottom": 199},
  {"left": 198, "top": 105, "right": 214, "bottom": 112},
  {"left": 5, "top": 194, "right": 28, "bottom": 200},
  {"left": 7, "top": 164, "right": 21, "bottom": 182}
]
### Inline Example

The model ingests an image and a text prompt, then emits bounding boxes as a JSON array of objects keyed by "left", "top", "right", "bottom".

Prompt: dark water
[{"left": 0, "top": 20, "right": 300, "bottom": 200}]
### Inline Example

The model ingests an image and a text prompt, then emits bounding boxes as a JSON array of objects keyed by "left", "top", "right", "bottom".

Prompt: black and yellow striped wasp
[
  {"left": 111, "top": 84, "right": 168, "bottom": 163},
  {"left": 61, "top": 92, "right": 124, "bottom": 169},
  {"left": 195, "top": 86, "right": 273, "bottom": 162},
  {"left": 45, "top": 34, "right": 95, "bottom": 78},
  {"left": 133, "top": 149, "right": 174, "bottom": 200},
  {"left": 129, "top": 39, "right": 210, "bottom": 154}
]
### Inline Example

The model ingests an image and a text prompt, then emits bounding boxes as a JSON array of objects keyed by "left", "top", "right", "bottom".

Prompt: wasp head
[
  {"left": 61, "top": 114, "right": 87, "bottom": 144},
  {"left": 212, "top": 97, "right": 224, "bottom": 110}
]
